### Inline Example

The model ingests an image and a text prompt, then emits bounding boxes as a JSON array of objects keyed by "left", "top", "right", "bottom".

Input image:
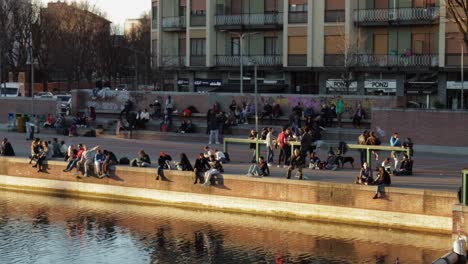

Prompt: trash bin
[{"left": 16, "top": 114, "right": 25, "bottom": 133}]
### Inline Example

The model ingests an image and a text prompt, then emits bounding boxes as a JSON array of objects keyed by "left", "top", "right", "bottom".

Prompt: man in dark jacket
[
  {"left": 286, "top": 149, "right": 305, "bottom": 180},
  {"left": 300, "top": 127, "right": 313, "bottom": 158},
  {"left": 193, "top": 153, "right": 210, "bottom": 184},
  {"left": 0, "top": 138, "right": 15, "bottom": 156},
  {"left": 156, "top": 152, "right": 172, "bottom": 180}
]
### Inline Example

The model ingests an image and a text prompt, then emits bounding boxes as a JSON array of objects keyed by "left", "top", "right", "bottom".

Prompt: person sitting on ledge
[
  {"left": 193, "top": 153, "right": 210, "bottom": 184},
  {"left": 33, "top": 141, "right": 52, "bottom": 172},
  {"left": 94, "top": 149, "right": 106, "bottom": 178},
  {"left": 130, "top": 150, "right": 151, "bottom": 167},
  {"left": 73, "top": 145, "right": 100, "bottom": 178},
  {"left": 64, "top": 144, "right": 83, "bottom": 172},
  {"left": 373, "top": 166, "right": 391, "bottom": 199},
  {"left": 29, "top": 138, "right": 42, "bottom": 164},
  {"left": 324, "top": 151, "right": 338, "bottom": 171},
  {"left": 355, "top": 161, "right": 373, "bottom": 185},
  {"left": 43, "top": 114, "right": 55, "bottom": 128},
  {"left": 393, "top": 154, "right": 413, "bottom": 176},
  {"left": 286, "top": 149, "right": 305, "bottom": 180},
  {"left": 203, "top": 155, "right": 224, "bottom": 187},
  {"left": 246, "top": 156, "right": 270, "bottom": 177},
  {"left": 0, "top": 138, "right": 15, "bottom": 156},
  {"left": 102, "top": 149, "right": 118, "bottom": 178},
  {"left": 156, "top": 152, "right": 172, "bottom": 180},
  {"left": 175, "top": 153, "right": 193, "bottom": 171},
  {"left": 178, "top": 120, "right": 188, "bottom": 133}
]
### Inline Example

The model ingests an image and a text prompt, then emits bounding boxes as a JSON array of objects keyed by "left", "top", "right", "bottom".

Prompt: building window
[
  {"left": 191, "top": 0, "right": 206, "bottom": 15},
  {"left": 289, "top": 0, "right": 308, "bottom": 12},
  {"left": 231, "top": 38, "right": 240, "bottom": 56},
  {"left": 191, "top": 38, "right": 206, "bottom": 56},
  {"left": 265, "top": 37, "right": 278, "bottom": 55}
]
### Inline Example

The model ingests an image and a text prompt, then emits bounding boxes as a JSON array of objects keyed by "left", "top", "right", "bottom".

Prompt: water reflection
[{"left": 0, "top": 190, "right": 450, "bottom": 264}]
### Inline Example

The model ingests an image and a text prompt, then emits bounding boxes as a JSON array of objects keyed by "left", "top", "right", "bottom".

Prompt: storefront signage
[
  {"left": 326, "top": 79, "right": 357, "bottom": 92},
  {"left": 364, "top": 80, "right": 397, "bottom": 89},
  {"left": 447, "top": 81, "right": 468, "bottom": 90},
  {"left": 177, "top": 79, "right": 223, "bottom": 87}
]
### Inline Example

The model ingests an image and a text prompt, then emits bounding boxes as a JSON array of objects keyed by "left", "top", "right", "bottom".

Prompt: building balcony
[
  {"left": 161, "top": 56, "right": 186, "bottom": 67},
  {"left": 215, "top": 13, "right": 283, "bottom": 29},
  {"left": 162, "top": 16, "right": 186, "bottom": 31},
  {"left": 325, "top": 10, "right": 345, "bottom": 23},
  {"left": 354, "top": 7, "right": 439, "bottom": 26},
  {"left": 215, "top": 55, "right": 283, "bottom": 67},
  {"left": 191, "top": 14, "right": 206, "bottom": 27},
  {"left": 190, "top": 56, "right": 206, "bottom": 67},
  {"left": 288, "top": 11, "right": 307, "bottom": 24},
  {"left": 353, "top": 54, "right": 439, "bottom": 67},
  {"left": 324, "top": 54, "right": 345, "bottom": 66},
  {"left": 288, "top": 55, "right": 307, "bottom": 67}
]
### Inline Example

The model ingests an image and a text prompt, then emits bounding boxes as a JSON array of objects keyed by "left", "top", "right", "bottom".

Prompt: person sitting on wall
[
  {"left": 0, "top": 138, "right": 15, "bottom": 156},
  {"left": 193, "top": 153, "right": 210, "bottom": 184},
  {"left": 102, "top": 149, "right": 118, "bottom": 178},
  {"left": 286, "top": 149, "right": 305, "bottom": 180},
  {"left": 355, "top": 161, "right": 373, "bottom": 185},
  {"left": 203, "top": 154, "right": 224, "bottom": 187},
  {"left": 246, "top": 156, "right": 270, "bottom": 177},
  {"left": 156, "top": 152, "right": 172, "bottom": 180},
  {"left": 393, "top": 154, "right": 413, "bottom": 176},
  {"left": 175, "top": 153, "right": 193, "bottom": 171},
  {"left": 324, "top": 151, "right": 338, "bottom": 171},
  {"left": 43, "top": 114, "right": 55, "bottom": 128},
  {"left": 130, "top": 150, "right": 151, "bottom": 167},
  {"left": 308, "top": 152, "right": 321, "bottom": 170},
  {"left": 373, "top": 166, "right": 391, "bottom": 199},
  {"left": 260, "top": 102, "right": 273, "bottom": 125}
]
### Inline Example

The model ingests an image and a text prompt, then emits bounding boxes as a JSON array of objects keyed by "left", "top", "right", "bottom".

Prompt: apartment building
[{"left": 151, "top": 0, "right": 466, "bottom": 108}]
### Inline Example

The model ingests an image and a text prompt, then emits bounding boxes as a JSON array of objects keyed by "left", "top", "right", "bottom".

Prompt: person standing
[
  {"left": 277, "top": 127, "right": 290, "bottom": 168},
  {"left": 165, "top": 96, "right": 173, "bottom": 128},
  {"left": 265, "top": 127, "right": 275, "bottom": 166},
  {"left": 390, "top": 132, "right": 402, "bottom": 169},
  {"left": 300, "top": 127, "right": 312, "bottom": 159},
  {"left": 358, "top": 130, "right": 369, "bottom": 167},
  {"left": 335, "top": 96, "right": 344, "bottom": 128},
  {"left": 207, "top": 109, "right": 220, "bottom": 145},
  {"left": 353, "top": 103, "right": 365, "bottom": 128}
]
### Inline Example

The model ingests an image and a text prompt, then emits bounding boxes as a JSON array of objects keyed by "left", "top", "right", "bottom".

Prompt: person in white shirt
[
  {"left": 204, "top": 146, "right": 213, "bottom": 159},
  {"left": 214, "top": 149, "right": 227, "bottom": 163},
  {"left": 265, "top": 127, "right": 275, "bottom": 166}
]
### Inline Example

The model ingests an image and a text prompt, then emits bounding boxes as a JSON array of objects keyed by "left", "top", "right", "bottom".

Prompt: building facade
[{"left": 151, "top": 0, "right": 466, "bottom": 108}]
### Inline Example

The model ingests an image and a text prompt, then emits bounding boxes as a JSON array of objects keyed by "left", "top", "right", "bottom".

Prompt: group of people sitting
[{"left": 62, "top": 143, "right": 117, "bottom": 178}]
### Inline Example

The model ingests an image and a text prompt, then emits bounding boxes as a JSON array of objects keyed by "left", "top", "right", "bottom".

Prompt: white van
[{"left": 0, "top": 82, "right": 25, "bottom": 97}]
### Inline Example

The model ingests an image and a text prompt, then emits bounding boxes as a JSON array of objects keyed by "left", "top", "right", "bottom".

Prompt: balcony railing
[
  {"left": 161, "top": 56, "right": 186, "bottom": 67},
  {"left": 354, "top": 7, "right": 440, "bottom": 25},
  {"left": 288, "top": 55, "right": 307, "bottom": 67},
  {"left": 446, "top": 54, "right": 468, "bottom": 67},
  {"left": 288, "top": 11, "right": 307, "bottom": 24},
  {"left": 191, "top": 14, "right": 206, "bottom": 27},
  {"left": 215, "top": 13, "right": 283, "bottom": 27},
  {"left": 353, "top": 54, "right": 439, "bottom": 67},
  {"left": 215, "top": 55, "right": 282, "bottom": 67},
  {"left": 190, "top": 56, "right": 206, "bottom": 66},
  {"left": 324, "top": 54, "right": 345, "bottom": 66},
  {"left": 162, "top": 16, "right": 186, "bottom": 30},
  {"left": 325, "top": 10, "right": 345, "bottom": 23}
]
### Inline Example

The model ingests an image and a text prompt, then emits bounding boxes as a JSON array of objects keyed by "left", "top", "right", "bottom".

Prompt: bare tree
[
  {"left": 126, "top": 13, "right": 152, "bottom": 88},
  {"left": 446, "top": 0, "right": 468, "bottom": 47}
]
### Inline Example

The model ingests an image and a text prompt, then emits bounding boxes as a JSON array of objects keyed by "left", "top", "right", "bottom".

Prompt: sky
[{"left": 41, "top": 0, "right": 150, "bottom": 29}]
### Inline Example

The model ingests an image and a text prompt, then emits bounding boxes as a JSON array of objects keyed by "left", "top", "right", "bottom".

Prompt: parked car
[
  {"left": 0, "top": 82, "right": 25, "bottom": 97},
  {"left": 56, "top": 94, "right": 71, "bottom": 115},
  {"left": 115, "top": 84, "right": 128, "bottom": 91},
  {"left": 34, "top": 92, "right": 54, "bottom": 99}
]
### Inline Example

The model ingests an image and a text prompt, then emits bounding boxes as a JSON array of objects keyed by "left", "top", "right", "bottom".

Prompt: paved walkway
[{"left": 0, "top": 130, "right": 463, "bottom": 192}]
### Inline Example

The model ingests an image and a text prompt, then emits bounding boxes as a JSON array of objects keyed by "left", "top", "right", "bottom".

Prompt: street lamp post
[
  {"left": 254, "top": 63, "right": 258, "bottom": 134},
  {"left": 462, "top": 44, "right": 464, "bottom": 110}
]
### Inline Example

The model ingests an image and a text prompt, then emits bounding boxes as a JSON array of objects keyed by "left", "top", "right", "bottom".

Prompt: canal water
[{"left": 0, "top": 190, "right": 449, "bottom": 264}]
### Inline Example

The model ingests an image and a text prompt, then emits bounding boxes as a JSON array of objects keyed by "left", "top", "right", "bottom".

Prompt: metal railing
[
  {"left": 190, "top": 56, "right": 206, "bottom": 66},
  {"left": 353, "top": 54, "right": 439, "bottom": 67},
  {"left": 288, "top": 11, "right": 308, "bottom": 23},
  {"left": 325, "top": 10, "right": 345, "bottom": 23},
  {"left": 354, "top": 7, "right": 440, "bottom": 24},
  {"left": 215, "top": 55, "right": 282, "bottom": 67},
  {"left": 288, "top": 55, "right": 307, "bottom": 67},
  {"left": 223, "top": 137, "right": 302, "bottom": 162},
  {"left": 161, "top": 56, "right": 186, "bottom": 67},
  {"left": 162, "top": 16, "right": 186, "bottom": 30},
  {"left": 347, "top": 144, "right": 411, "bottom": 169},
  {"left": 215, "top": 13, "right": 283, "bottom": 27}
]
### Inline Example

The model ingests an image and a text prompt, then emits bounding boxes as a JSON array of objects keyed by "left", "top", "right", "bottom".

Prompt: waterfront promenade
[{"left": 0, "top": 130, "right": 462, "bottom": 192}]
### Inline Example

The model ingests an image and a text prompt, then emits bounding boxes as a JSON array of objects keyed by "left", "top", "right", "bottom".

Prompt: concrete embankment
[{"left": 0, "top": 157, "right": 457, "bottom": 233}]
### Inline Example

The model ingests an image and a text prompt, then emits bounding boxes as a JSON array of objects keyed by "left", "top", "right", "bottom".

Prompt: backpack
[{"left": 119, "top": 157, "right": 130, "bottom": 165}]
